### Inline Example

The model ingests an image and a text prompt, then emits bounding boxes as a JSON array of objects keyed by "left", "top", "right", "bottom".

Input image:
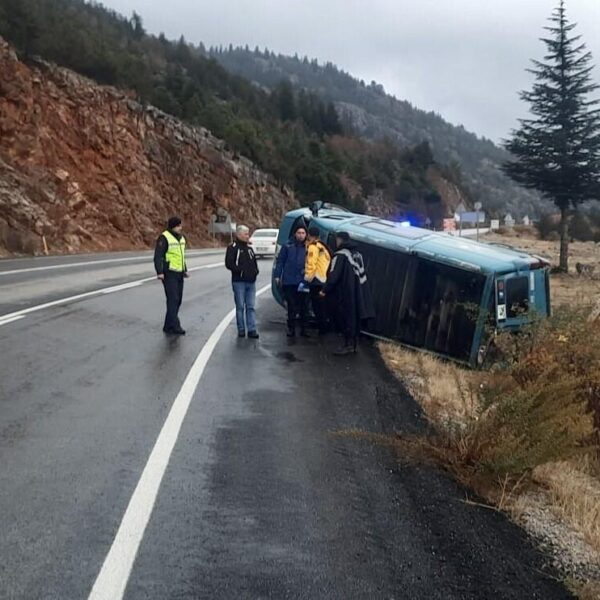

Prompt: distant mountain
[
  {"left": 211, "top": 47, "right": 548, "bottom": 219},
  {"left": 0, "top": 0, "right": 476, "bottom": 228}
]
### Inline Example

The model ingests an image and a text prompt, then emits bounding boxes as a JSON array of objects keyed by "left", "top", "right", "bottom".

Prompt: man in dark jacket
[
  {"left": 154, "top": 216, "right": 188, "bottom": 335},
  {"left": 225, "top": 225, "right": 260, "bottom": 338},
  {"left": 321, "top": 231, "right": 374, "bottom": 355},
  {"left": 273, "top": 226, "right": 308, "bottom": 337}
]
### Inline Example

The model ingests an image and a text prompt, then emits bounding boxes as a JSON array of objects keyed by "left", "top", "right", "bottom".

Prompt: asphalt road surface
[{"left": 0, "top": 251, "right": 573, "bottom": 600}]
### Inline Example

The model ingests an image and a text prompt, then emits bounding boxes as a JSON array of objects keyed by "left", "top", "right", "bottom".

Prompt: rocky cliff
[{"left": 0, "top": 36, "right": 296, "bottom": 256}]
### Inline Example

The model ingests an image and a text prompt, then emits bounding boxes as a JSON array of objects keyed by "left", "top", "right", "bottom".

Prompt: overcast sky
[{"left": 100, "top": 0, "right": 600, "bottom": 143}]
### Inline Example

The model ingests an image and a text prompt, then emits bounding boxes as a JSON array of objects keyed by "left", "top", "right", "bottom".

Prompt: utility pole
[{"left": 474, "top": 201, "right": 482, "bottom": 242}]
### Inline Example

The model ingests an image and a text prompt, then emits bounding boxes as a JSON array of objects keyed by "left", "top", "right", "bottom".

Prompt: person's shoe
[
  {"left": 248, "top": 331, "right": 259, "bottom": 339},
  {"left": 286, "top": 326, "right": 295, "bottom": 337},
  {"left": 238, "top": 331, "right": 246, "bottom": 338},
  {"left": 163, "top": 327, "right": 173, "bottom": 334},
  {"left": 299, "top": 329, "right": 310, "bottom": 338},
  {"left": 332, "top": 345, "right": 356, "bottom": 356},
  {"left": 172, "top": 328, "right": 186, "bottom": 335}
]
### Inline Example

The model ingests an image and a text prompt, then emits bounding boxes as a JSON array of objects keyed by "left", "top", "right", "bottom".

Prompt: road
[{"left": 0, "top": 251, "right": 573, "bottom": 599}]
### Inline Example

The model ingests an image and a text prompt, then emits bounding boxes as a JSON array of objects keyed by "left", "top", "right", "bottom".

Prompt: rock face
[{"left": 0, "top": 36, "right": 296, "bottom": 256}]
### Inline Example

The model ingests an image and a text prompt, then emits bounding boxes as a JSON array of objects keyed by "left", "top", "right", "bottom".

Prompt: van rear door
[{"left": 495, "top": 273, "right": 532, "bottom": 328}]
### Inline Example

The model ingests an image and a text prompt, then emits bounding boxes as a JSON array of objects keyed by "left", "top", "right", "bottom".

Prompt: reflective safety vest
[{"left": 162, "top": 230, "right": 186, "bottom": 272}]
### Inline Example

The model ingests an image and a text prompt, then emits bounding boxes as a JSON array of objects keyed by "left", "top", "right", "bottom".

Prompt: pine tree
[
  {"left": 275, "top": 80, "right": 296, "bottom": 122},
  {"left": 503, "top": 0, "right": 600, "bottom": 271},
  {"left": 323, "top": 102, "right": 342, "bottom": 135},
  {"left": 130, "top": 11, "right": 144, "bottom": 40}
]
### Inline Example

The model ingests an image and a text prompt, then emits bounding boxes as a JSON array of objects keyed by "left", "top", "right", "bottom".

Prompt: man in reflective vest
[{"left": 154, "top": 216, "right": 188, "bottom": 335}]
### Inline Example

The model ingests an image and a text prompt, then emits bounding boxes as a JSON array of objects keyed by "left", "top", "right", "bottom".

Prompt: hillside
[
  {"left": 211, "top": 48, "right": 548, "bottom": 218},
  {"left": 0, "top": 36, "right": 295, "bottom": 255},
  {"left": 0, "top": 0, "right": 471, "bottom": 237}
]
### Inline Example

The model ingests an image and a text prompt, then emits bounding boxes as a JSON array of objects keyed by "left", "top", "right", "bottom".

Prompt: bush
[
  {"left": 390, "top": 307, "right": 599, "bottom": 497},
  {"left": 570, "top": 212, "right": 596, "bottom": 242},
  {"left": 536, "top": 213, "right": 560, "bottom": 240}
]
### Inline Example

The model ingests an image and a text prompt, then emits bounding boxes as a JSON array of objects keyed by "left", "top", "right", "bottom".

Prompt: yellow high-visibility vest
[{"left": 162, "top": 230, "right": 186, "bottom": 272}]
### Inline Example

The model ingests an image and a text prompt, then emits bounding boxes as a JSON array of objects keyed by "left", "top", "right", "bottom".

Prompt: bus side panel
[
  {"left": 355, "top": 242, "right": 486, "bottom": 361},
  {"left": 469, "top": 274, "right": 495, "bottom": 366},
  {"left": 533, "top": 268, "right": 550, "bottom": 317},
  {"left": 276, "top": 216, "right": 296, "bottom": 247}
]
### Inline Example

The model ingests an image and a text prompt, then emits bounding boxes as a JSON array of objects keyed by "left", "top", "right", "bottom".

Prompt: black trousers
[
  {"left": 283, "top": 285, "right": 308, "bottom": 332},
  {"left": 309, "top": 285, "right": 328, "bottom": 333},
  {"left": 162, "top": 272, "right": 184, "bottom": 331}
]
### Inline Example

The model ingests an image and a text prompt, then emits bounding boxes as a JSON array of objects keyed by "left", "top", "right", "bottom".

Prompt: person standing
[
  {"left": 274, "top": 226, "right": 308, "bottom": 337},
  {"left": 320, "top": 231, "right": 374, "bottom": 354},
  {"left": 225, "top": 225, "right": 260, "bottom": 339},
  {"left": 154, "top": 216, "right": 188, "bottom": 335},
  {"left": 303, "top": 226, "right": 331, "bottom": 335}
]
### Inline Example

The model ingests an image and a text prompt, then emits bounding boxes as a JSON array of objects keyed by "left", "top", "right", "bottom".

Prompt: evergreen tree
[
  {"left": 130, "top": 11, "right": 144, "bottom": 40},
  {"left": 323, "top": 102, "right": 342, "bottom": 135},
  {"left": 503, "top": 0, "right": 600, "bottom": 271},
  {"left": 275, "top": 80, "right": 296, "bottom": 122}
]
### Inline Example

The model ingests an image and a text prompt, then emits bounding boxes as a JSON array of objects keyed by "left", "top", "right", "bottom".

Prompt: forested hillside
[
  {"left": 0, "top": 0, "right": 468, "bottom": 224},
  {"left": 211, "top": 47, "right": 548, "bottom": 218}
]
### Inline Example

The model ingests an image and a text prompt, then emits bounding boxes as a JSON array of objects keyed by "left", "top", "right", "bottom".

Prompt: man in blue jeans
[{"left": 225, "top": 225, "right": 260, "bottom": 338}]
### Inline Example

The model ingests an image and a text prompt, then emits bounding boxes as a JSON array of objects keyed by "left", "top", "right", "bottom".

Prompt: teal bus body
[{"left": 272, "top": 207, "right": 551, "bottom": 367}]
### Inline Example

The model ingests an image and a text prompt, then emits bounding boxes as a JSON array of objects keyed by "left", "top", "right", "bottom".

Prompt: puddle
[{"left": 275, "top": 351, "right": 303, "bottom": 363}]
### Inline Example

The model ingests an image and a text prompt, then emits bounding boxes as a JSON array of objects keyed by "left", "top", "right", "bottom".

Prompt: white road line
[
  {"left": 101, "top": 281, "right": 144, "bottom": 295},
  {"left": 0, "top": 262, "right": 223, "bottom": 322},
  {"left": 0, "top": 315, "right": 26, "bottom": 327},
  {"left": 0, "top": 251, "right": 222, "bottom": 276},
  {"left": 87, "top": 283, "right": 271, "bottom": 600}
]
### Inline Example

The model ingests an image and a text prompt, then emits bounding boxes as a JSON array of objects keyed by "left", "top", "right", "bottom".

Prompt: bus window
[{"left": 506, "top": 276, "right": 529, "bottom": 318}]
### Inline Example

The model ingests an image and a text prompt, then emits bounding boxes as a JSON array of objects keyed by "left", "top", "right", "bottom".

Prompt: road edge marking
[
  {"left": 0, "top": 250, "right": 224, "bottom": 276},
  {"left": 0, "top": 315, "right": 26, "bottom": 327},
  {"left": 0, "top": 262, "right": 223, "bottom": 322},
  {"left": 87, "top": 283, "right": 271, "bottom": 600}
]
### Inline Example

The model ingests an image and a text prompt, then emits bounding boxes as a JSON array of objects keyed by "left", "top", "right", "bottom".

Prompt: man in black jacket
[
  {"left": 225, "top": 225, "right": 260, "bottom": 338},
  {"left": 321, "top": 231, "right": 374, "bottom": 355},
  {"left": 154, "top": 216, "right": 188, "bottom": 335}
]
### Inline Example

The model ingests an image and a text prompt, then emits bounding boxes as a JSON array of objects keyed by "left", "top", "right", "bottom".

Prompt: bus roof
[{"left": 285, "top": 207, "right": 548, "bottom": 274}]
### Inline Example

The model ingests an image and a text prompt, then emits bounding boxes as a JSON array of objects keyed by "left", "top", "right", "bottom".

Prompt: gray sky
[{"left": 100, "top": 0, "right": 600, "bottom": 143}]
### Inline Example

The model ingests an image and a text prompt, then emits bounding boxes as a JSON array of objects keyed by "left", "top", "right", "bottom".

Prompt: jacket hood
[{"left": 338, "top": 241, "right": 358, "bottom": 251}]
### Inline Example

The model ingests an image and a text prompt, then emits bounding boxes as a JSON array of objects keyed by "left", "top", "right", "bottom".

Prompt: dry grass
[
  {"left": 378, "top": 344, "right": 478, "bottom": 428},
  {"left": 484, "top": 230, "right": 600, "bottom": 309},
  {"left": 380, "top": 338, "right": 600, "bottom": 594},
  {"left": 379, "top": 232, "right": 600, "bottom": 596},
  {"left": 532, "top": 460, "right": 600, "bottom": 555},
  {"left": 575, "top": 580, "right": 600, "bottom": 600}
]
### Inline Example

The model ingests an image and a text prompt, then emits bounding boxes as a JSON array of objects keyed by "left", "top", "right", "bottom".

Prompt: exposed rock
[{"left": 0, "top": 36, "right": 297, "bottom": 256}]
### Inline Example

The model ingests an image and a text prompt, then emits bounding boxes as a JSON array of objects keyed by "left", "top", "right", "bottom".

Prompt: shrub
[
  {"left": 536, "top": 213, "right": 560, "bottom": 240},
  {"left": 386, "top": 307, "right": 599, "bottom": 497}
]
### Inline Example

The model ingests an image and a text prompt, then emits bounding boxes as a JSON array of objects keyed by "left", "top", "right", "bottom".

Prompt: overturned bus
[{"left": 272, "top": 204, "right": 551, "bottom": 367}]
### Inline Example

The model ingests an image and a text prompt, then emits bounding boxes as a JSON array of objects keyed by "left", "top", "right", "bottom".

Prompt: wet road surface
[{"left": 0, "top": 253, "right": 573, "bottom": 599}]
